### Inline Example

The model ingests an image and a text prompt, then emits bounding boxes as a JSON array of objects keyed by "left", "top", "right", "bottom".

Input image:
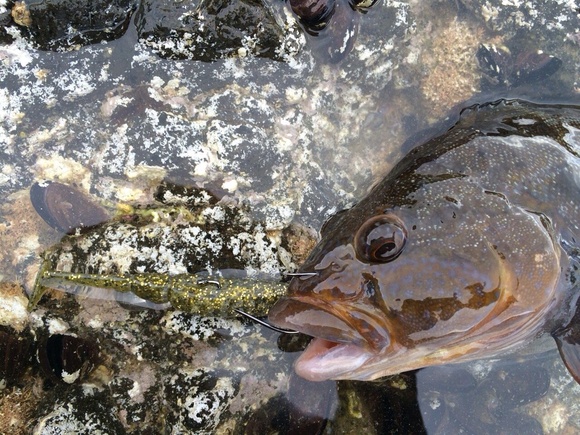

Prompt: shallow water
[{"left": 2, "top": 0, "right": 580, "bottom": 433}]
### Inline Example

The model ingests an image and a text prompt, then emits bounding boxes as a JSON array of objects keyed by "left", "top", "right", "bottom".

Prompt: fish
[{"left": 268, "top": 99, "right": 580, "bottom": 382}]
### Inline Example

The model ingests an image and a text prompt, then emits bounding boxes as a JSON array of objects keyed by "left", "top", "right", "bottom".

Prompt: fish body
[{"left": 269, "top": 99, "right": 580, "bottom": 382}]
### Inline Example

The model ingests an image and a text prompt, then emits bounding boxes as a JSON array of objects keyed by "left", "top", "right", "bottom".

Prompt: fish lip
[
  {"left": 268, "top": 296, "right": 384, "bottom": 381},
  {"left": 293, "top": 338, "right": 375, "bottom": 381},
  {"left": 268, "top": 296, "right": 370, "bottom": 347}
]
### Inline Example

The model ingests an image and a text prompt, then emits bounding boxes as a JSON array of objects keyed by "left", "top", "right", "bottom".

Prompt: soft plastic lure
[
  {"left": 30, "top": 258, "right": 288, "bottom": 318},
  {"left": 28, "top": 181, "right": 308, "bottom": 318}
]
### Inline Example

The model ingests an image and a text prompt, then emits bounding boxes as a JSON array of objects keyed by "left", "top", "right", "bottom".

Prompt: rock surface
[{"left": 1, "top": 0, "right": 580, "bottom": 433}]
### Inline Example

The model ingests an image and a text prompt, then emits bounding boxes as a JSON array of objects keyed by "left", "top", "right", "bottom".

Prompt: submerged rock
[
  {"left": 136, "top": 0, "right": 305, "bottom": 62},
  {"left": 7, "top": 0, "right": 138, "bottom": 50},
  {"left": 1, "top": 0, "right": 303, "bottom": 60}
]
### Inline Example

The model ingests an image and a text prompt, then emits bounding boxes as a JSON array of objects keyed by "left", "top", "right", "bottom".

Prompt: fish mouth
[
  {"left": 268, "top": 297, "right": 380, "bottom": 381},
  {"left": 293, "top": 337, "right": 375, "bottom": 381}
]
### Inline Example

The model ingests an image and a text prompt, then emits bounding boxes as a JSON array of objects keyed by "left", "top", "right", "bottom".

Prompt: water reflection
[
  {"left": 243, "top": 342, "right": 561, "bottom": 434},
  {"left": 244, "top": 374, "right": 337, "bottom": 435},
  {"left": 417, "top": 361, "right": 549, "bottom": 434}
]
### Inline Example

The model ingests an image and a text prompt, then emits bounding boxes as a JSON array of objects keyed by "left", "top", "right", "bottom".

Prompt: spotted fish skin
[{"left": 269, "top": 99, "right": 580, "bottom": 382}]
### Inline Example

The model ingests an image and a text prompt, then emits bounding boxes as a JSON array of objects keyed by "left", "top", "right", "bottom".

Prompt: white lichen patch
[
  {"left": 541, "top": 403, "right": 570, "bottom": 433},
  {"left": 61, "top": 369, "right": 80, "bottom": 384},
  {"left": 47, "top": 317, "right": 69, "bottom": 335},
  {"left": 0, "top": 283, "right": 29, "bottom": 331},
  {"left": 168, "top": 367, "right": 238, "bottom": 433},
  {"left": 32, "top": 401, "right": 114, "bottom": 435},
  {"left": 12, "top": 233, "right": 40, "bottom": 264},
  {"left": 52, "top": 65, "right": 97, "bottom": 101},
  {"left": 161, "top": 312, "right": 246, "bottom": 341},
  {"left": 33, "top": 156, "right": 92, "bottom": 189},
  {"left": 183, "top": 377, "right": 234, "bottom": 423},
  {"left": 522, "top": 356, "right": 580, "bottom": 433}
]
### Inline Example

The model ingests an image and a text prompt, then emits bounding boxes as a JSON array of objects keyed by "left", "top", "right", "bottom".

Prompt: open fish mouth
[
  {"left": 268, "top": 297, "right": 379, "bottom": 381},
  {"left": 293, "top": 337, "right": 375, "bottom": 381}
]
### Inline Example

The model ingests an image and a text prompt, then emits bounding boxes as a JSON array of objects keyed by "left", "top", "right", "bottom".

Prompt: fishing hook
[{"left": 234, "top": 308, "right": 300, "bottom": 334}]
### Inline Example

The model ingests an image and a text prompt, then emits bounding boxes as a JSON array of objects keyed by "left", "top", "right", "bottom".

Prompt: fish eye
[{"left": 355, "top": 214, "right": 407, "bottom": 263}]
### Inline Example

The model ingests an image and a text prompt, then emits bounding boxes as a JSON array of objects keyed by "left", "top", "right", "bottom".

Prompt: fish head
[{"left": 269, "top": 180, "right": 563, "bottom": 381}]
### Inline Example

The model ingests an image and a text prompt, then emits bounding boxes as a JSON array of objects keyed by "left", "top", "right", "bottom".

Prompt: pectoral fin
[{"left": 553, "top": 303, "right": 580, "bottom": 384}]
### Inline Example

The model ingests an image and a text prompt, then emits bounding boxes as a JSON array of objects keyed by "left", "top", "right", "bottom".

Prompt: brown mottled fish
[{"left": 269, "top": 99, "right": 580, "bottom": 382}]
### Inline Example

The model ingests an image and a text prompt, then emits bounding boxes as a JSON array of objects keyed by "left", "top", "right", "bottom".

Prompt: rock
[
  {"left": 135, "top": 0, "right": 304, "bottom": 62},
  {"left": 7, "top": 0, "right": 138, "bottom": 50}
]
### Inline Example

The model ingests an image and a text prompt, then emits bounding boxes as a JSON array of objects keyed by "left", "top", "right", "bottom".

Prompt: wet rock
[
  {"left": 241, "top": 373, "right": 337, "bottom": 434},
  {"left": 340, "top": 374, "right": 426, "bottom": 434},
  {"left": 0, "top": 1, "right": 15, "bottom": 44},
  {"left": 37, "top": 181, "right": 300, "bottom": 282},
  {"left": 38, "top": 333, "right": 101, "bottom": 384},
  {"left": 242, "top": 394, "right": 289, "bottom": 434},
  {"left": 286, "top": 374, "right": 337, "bottom": 434},
  {"left": 33, "top": 387, "right": 126, "bottom": 433},
  {"left": 277, "top": 331, "right": 312, "bottom": 353},
  {"left": 110, "top": 375, "right": 159, "bottom": 429},
  {"left": 161, "top": 311, "right": 248, "bottom": 344},
  {"left": 135, "top": 0, "right": 304, "bottom": 62},
  {"left": 5, "top": 0, "right": 138, "bottom": 50},
  {"left": 0, "top": 0, "right": 415, "bottom": 235},
  {"left": 417, "top": 366, "right": 477, "bottom": 394},
  {"left": 334, "top": 0, "right": 411, "bottom": 87},
  {"left": 163, "top": 367, "right": 240, "bottom": 433},
  {"left": 458, "top": 0, "right": 580, "bottom": 34},
  {"left": 482, "top": 365, "right": 550, "bottom": 412},
  {"left": 0, "top": 326, "right": 33, "bottom": 388},
  {"left": 477, "top": 43, "right": 562, "bottom": 91}
]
